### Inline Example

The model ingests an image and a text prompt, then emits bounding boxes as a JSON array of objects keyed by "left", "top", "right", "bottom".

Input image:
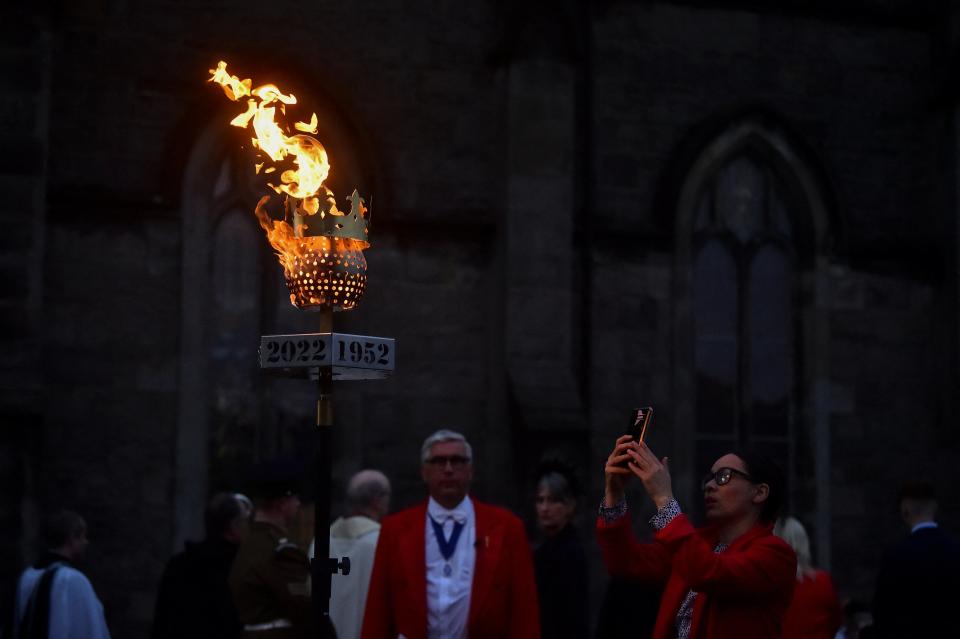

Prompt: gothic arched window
[
  {"left": 691, "top": 154, "right": 796, "bottom": 481},
  {"left": 674, "top": 118, "right": 834, "bottom": 565}
]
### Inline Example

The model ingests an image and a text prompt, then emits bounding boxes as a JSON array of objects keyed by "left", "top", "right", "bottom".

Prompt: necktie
[{"left": 429, "top": 515, "right": 464, "bottom": 576}]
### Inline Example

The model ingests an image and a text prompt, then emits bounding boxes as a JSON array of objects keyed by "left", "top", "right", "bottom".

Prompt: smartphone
[{"left": 628, "top": 407, "right": 654, "bottom": 444}]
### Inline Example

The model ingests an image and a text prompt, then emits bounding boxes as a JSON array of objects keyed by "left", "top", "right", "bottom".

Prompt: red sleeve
[
  {"left": 361, "top": 518, "right": 395, "bottom": 639},
  {"left": 819, "top": 571, "right": 843, "bottom": 634},
  {"left": 505, "top": 514, "right": 541, "bottom": 639},
  {"left": 595, "top": 513, "right": 671, "bottom": 586},
  {"left": 656, "top": 515, "right": 796, "bottom": 598}
]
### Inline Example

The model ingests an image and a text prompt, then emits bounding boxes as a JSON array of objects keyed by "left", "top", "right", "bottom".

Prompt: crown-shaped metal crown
[{"left": 293, "top": 187, "right": 370, "bottom": 247}]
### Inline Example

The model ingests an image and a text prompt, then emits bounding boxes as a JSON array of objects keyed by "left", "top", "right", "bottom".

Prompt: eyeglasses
[
  {"left": 701, "top": 467, "right": 753, "bottom": 490},
  {"left": 425, "top": 455, "right": 471, "bottom": 469}
]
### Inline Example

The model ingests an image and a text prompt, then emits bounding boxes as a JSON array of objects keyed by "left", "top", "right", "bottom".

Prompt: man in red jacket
[
  {"left": 596, "top": 436, "right": 796, "bottom": 639},
  {"left": 362, "top": 429, "right": 539, "bottom": 639}
]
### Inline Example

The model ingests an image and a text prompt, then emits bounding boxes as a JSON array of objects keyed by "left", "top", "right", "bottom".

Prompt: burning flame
[
  {"left": 209, "top": 61, "right": 329, "bottom": 206},
  {"left": 208, "top": 61, "right": 368, "bottom": 309}
]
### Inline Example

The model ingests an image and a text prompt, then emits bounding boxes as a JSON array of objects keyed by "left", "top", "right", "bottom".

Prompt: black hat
[{"left": 248, "top": 459, "right": 304, "bottom": 500}]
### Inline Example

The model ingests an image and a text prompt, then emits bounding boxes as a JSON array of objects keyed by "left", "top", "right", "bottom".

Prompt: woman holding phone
[{"left": 596, "top": 436, "right": 796, "bottom": 639}]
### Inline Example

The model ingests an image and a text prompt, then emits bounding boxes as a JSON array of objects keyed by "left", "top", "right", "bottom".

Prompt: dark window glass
[
  {"left": 693, "top": 153, "right": 796, "bottom": 467},
  {"left": 749, "top": 245, "right": 792, "bottom": 437},
  {"left": 694, "top": 239, "right": 738, "bottom": 435},
  {"left": 715, "top": 157, "right": 764, "bottom": 244}
]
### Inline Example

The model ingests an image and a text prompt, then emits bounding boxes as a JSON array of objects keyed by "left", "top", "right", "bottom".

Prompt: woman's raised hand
[
  {"left": 626, "top": 441, "right": 674, "bottom": 510},
  {"left": 603, "top": 435, "right": 637, "bottom": 507}
]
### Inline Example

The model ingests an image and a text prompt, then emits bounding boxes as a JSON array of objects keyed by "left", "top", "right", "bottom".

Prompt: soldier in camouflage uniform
[{"left": 229, "top": 465, "right": 314, "bottom": 639}]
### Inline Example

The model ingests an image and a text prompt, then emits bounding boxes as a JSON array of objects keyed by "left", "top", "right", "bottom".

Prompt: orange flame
[
  {"left": 209, "top": 61, "right": 367, "bottom": 309},
  {"left": 208, "top": 60, "right": 328, "bottom": 208},
  {"left": 254, "top": 197, "right": 367, "bottom": 308}
]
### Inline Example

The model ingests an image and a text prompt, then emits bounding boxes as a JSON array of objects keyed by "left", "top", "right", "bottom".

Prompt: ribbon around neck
[{"left": 429, "top": 515, "right": 465, "bottom": 561}]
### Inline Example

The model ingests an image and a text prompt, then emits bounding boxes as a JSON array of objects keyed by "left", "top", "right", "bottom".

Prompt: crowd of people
[{"left": 9, "top": 429, "right": 959, "bottom": 639}]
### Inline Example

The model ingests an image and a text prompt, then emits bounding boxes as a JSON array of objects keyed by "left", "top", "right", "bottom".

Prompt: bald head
[{"left": 346, "top": 470, "right": 391, "bottom": 522}]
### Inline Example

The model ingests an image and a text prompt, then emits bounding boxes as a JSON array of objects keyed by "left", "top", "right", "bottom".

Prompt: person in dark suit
[
  {"left": 153, "top": 492, "right": 253, "bottom": 639},
  {"left": 871, "top": 481, "right": 960, "bottom": 638},
  {"left": 361, "top": 429, "right": 540, "bottom": 639}
]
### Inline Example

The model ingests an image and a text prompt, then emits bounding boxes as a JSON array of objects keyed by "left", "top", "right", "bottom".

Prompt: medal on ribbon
[{"left": 429, "top": 515, "right": 464, "bottom": 577}]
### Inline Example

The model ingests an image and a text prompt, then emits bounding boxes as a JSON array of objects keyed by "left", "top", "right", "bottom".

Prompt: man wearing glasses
[
  {"left": 595, "top": 437, "right": 797, "bottom": 639},
  {"left": 362, "top": 429, "right": 540, "bottom": 639}
]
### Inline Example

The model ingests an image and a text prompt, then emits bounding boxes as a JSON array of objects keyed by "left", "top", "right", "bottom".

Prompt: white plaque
[{"left": 259, "top": 333, "right": 395, "bottom": 378}]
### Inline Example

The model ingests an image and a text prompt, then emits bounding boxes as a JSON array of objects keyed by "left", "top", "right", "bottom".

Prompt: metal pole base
[{"left": 312, "top": 307, "right": 342, "bottom": 639}]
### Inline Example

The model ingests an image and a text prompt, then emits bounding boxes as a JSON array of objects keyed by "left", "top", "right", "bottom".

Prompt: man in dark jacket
[
  {"left": 872, "top": 481, "right": 960, "bottom": 638},
  {"left": 152, "top": 492, "right": 253, "bottom": 639}
]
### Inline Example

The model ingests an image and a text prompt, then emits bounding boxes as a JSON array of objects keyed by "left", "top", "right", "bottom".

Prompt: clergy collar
[{"left": 428, "top": 495, "right": 473, "bottom": 524}]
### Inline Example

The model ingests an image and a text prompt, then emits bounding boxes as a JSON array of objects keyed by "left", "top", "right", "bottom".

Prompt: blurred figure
[
  {"left": 835, "top": 599, "right": 873, "bottom": 639},
  {"left": 230, "top": 463, "right": 313, "bottom": 639},
  {"left": 773, "top": 517, "right": 841, "bottom": 639},
  {"left": 13, "top": 509, "right": 110, "bottom": 639},
  {"left": 362, "top": 429, "right": 540, "bottom": 639},
  {"left": 152, "top": 492, "right": 253, "bottom": 639},
  {"left": 309, "top": 470, "right": 391, "bottom": 639},
  {"left": 533, "top": 460, "right": 588, "bottom": 639},
  {"left": 871, "top": 481, "right": 960, "bottom": 638}
]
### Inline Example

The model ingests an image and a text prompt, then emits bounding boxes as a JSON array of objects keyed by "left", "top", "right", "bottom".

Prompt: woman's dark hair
[{"left": 732, "top": 449, "right": 786, "bottom": 523}]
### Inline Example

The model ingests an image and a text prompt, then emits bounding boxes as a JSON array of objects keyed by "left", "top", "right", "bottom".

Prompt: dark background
[{"left": 2, "top": 0, "right": 959, "bottom": 636}]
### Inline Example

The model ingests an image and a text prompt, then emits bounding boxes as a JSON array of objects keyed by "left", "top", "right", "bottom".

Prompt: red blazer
[
  {"left": 596, "top": 513, "right": 796, "bottom": 639},
  {"left": 781, "top": 570, "right": 842, "bottom": 639},
  {"left": 361, "top": 498, "right": 540, "bottom": 639}
]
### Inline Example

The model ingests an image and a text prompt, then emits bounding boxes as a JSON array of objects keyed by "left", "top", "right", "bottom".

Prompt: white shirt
[
  {"left": 911, "top": 521, "right": 938, "bottom": 533},
  {"left": 14, "top": 561, "right": 111, "bottom": 639},
  {"left": 425, "top": 496, "right": 475, "bottom": 639}
]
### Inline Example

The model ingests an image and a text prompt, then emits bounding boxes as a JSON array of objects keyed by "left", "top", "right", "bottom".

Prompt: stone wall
[
  {"left": 827, "top": 266, "right": 957, "bottom": 597},
  {"left": 29, "top": 2, "right": 511, "bottom": 635},
  {"left": 0, "top": 13, "right": 50, "bottom": 629},
  {"left": 1, "top": 1, "right": 957, "bottom": 636},
  {"left": 589, "top": 1, "right": 952, "bottom": 604}
]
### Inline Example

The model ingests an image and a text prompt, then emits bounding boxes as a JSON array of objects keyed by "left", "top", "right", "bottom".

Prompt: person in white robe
[
  {"left": 309, "top": 469, "right": 390, "bottom": 639},
  {"left": 14, "top": 510, "right": 110, "bottom": 639}
]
